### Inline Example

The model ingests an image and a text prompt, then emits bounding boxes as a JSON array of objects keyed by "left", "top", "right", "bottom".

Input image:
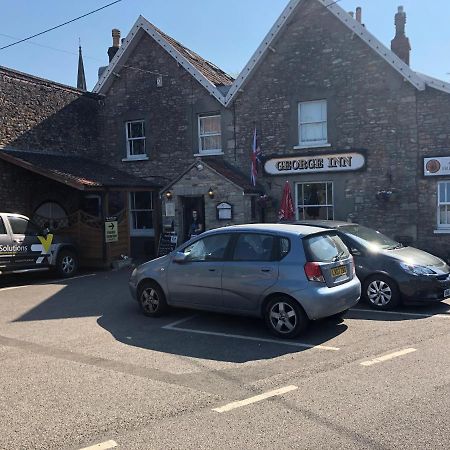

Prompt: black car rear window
[
  {"left": 0, "top": 218, "right": 6, "bottom": 235},
  {"left": 303, "top": 232, "right": 349, "bottom": 262}
]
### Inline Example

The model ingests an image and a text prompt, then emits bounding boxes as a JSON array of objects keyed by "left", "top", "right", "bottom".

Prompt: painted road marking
[
  {"left": 79, "top": 439, "right": 118, "bottom": 450},
  {"left": 360, "top": 348, "right": 417, "bottom": 367},
  {"left": 213, "top": 385, "right": 298, "bottom": 413},
  {"left": 351, "top": 308, "right": 450, "bottom": 319},
  {"left": 163, "top": 316, "right": 340, "bottom": 351},
  {"left": 0, "top": 273, "right": 97, "bottom": 292}
]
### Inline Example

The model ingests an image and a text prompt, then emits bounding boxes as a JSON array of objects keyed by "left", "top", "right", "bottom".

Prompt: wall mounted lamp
[
  {"left": 208, "top": 187, "right": 215, "bottom": 199},
  {"left": 165, "top": 191, "right": 173, "bottom": 201}
]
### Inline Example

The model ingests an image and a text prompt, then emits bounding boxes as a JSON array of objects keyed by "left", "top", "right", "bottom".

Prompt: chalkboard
[{"left": 157, "top": 232, "right": 178, "bottom": 257}]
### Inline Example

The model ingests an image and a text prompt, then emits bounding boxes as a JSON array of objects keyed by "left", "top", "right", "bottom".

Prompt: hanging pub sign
[
  {"left": 424, "top": 156, "right": 450, "bottom": 176},
  {"left": 264, "top": 152, "right": 365, "bottom": 175}
]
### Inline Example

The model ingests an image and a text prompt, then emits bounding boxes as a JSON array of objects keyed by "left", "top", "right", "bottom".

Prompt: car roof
[
  {"left": 294, "top": 220, "right": 356, "bottom": 229},
  {"left": 204, "top": 223, "right": 329, "bottom": 237}
]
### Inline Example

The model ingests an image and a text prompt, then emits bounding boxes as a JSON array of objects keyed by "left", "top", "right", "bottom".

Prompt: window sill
[
  {"left": 294, "top": 143, "right": 331, "bottom": 150},
  {"left": 122, "top": 156, "right": 149, "bottom": 162},
  {"left": 194, "top": 151, "right": 224, "bottom": 157},
  {"left": 434, "top": 229, "right": 450, "bottom": 234}
]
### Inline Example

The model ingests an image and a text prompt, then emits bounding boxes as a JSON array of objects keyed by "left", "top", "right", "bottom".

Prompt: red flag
[
  {"left": 278, "top": 181, "right": 295, "bottom": 221},
  {"left": 250, "top": 128, "right": 261, "bottom": 186}
]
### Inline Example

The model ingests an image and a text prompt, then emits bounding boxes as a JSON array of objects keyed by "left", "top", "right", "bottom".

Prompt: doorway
[{"left": 181, "top": 196, "right": 205, "bottom": 242}]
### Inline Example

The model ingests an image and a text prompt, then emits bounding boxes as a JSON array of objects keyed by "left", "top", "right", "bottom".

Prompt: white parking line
[
  {"left": 79, "top": 439, "right": 118, "bottom": 450},
  {"left": 163, "top": 316, "right": 340, "bottom": 351},
  {"left": 213, "top": 385, "right": 298, "bottom": 413},
  {"left": 351, "top": 308, "right": 450, "bottom": 319},
  {"left": 360, "top": 348, "right": 417, "bottom": 367}
]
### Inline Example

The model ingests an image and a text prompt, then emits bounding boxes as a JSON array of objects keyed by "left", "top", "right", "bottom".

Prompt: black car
[{"left": 295, "top": 220, "right": 450, "bottom": 310}]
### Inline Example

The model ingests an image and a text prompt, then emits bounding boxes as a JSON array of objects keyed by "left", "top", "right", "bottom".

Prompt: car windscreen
[
  {"left": 339, "top": 225, "right": 401, "bottom": 250},
  {"left": 303, "top": 232, "right": 350, "bottom": 263}
]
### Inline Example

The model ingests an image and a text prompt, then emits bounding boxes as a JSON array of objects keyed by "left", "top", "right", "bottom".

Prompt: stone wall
[{"left": 0, "top": 67, "right": 99, "bottom": 156}]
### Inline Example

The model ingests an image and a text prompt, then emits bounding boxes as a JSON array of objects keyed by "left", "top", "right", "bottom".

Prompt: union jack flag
[{"left": 250, "top": 127, "right": 262, "bottom": 186}]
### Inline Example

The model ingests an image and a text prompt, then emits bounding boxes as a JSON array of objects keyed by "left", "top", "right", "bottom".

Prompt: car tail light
[{"left": 304, "top": 262, "right": 325, "bottom": 283}]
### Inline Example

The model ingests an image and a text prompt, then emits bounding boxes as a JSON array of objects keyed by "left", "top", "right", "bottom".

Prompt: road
[{"left": 0, "top": 269, "right": 449, "bottom": 449}]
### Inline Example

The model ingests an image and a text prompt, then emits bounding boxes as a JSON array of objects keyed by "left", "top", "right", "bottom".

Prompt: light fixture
[
  {"left": 208, "top": 187, "right": 215, "bottom": 199},
  {"left": 165, "top": 191, "right": 173, "bottom": 201}
]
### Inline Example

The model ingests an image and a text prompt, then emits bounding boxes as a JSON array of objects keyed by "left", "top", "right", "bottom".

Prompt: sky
[{"left": 0, "top": 0, "right": 448, "bottom": 91}]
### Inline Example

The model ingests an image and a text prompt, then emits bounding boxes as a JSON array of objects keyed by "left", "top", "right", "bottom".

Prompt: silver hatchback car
[{"left": 129, "top": 224, "right": 361, "bottom": 338}]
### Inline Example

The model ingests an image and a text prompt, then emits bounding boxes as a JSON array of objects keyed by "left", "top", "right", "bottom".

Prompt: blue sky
[{"left": 0, "top": 0, "right": 447, "bottom": 90}]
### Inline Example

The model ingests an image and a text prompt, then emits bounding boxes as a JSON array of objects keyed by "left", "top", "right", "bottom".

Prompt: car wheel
[
  {"left": 363, "top": 275, "right": 400, "bottom": 310},
  {"left": 138, "top": 281, "right": 168, "bottom": 317},
  {"left": 264, "top": 297, "right": 308, "bottom": 339},
  {"left": 56, "top": 249, "right": 78, "bottom": 278}
]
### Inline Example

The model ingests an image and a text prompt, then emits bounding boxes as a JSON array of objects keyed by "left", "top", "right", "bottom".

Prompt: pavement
[{"left": 0, "top": 268, "right": 449, "bottom": 449}]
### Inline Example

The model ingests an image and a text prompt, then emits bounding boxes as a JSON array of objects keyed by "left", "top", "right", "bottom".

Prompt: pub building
[{"left": 2, "top": 0, "right": 450, "bottom": 264}]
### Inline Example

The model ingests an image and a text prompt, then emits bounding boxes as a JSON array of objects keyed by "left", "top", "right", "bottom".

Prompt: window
[
  {"left": 82, "top": 195, "right": 101, "bottom": 218},
  {"left": 437, "top": 181, "right": 450, "bottom": 229},
  {"left": 0, "top": 218, "right": 6, "bottom": 235},
  {"left": 8, "top": 216, "right": 41, "bottom": 236},
  {"left": 183, "top": 234, "right": 231, "bottom": 262},
  {"left": 296, "top": 182, "right": 334, "bottom": 220},
  {"left": 33, "top": 202, "right": 68, "bottom": 230},
  {"left": 126, "top": 120, "right": 146, "bottom": 159},
  {"left": 232, "top": 234, "right": 275, "bottom": 262},
  {"left": 129, "top": 192, "right": 154, "bottom": 236},
  {"left": 303, "top": 233, "right": 349, "bottom": 263},
  {"left": 198, "top": 114, "right": 222, "bottom": 154},
  {"left": 279, "top": 237, "right": 290, "bottom": 260},
  {"left": 298, "top": 100, "right": 328, "bottom": 147}
]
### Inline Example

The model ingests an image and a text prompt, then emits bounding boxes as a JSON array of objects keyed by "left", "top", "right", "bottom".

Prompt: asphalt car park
[{"left": 0, "top": 268, "right": 449, "bottom": 449}]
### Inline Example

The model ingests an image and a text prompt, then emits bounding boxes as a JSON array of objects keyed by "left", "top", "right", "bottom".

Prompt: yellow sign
[{"left": 105, "top": 221, "right": 118, "bottom": 243}]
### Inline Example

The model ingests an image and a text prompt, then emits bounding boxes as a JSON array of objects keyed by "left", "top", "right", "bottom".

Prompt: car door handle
[
  {"left": 261, "top": 268, "right": 273, "bottom": 273},
  {"left": 14, "top": 239, "right": 24, "bottom": 244},
  {"left": 208, "top": 268, "right": 216, "bottom": 272}
]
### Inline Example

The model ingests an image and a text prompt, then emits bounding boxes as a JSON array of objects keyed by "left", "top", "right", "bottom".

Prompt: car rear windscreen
[{"left": 303, "top": 232, "right": 349, "bottom": 262}]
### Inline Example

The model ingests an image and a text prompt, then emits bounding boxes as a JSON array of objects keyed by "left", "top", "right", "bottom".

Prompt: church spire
[{"left": 77, "top": 44, "right": 87, "bottom": 90}]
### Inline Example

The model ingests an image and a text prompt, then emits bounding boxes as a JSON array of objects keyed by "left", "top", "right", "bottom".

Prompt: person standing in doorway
[{"left": 189, "top": 209, "right": 203, "bottom": 239}]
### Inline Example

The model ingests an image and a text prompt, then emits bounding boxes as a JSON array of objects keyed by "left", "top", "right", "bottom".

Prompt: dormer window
[
  {"left": 298, "top": 100, "right": 329, "bottom": 148},
  {"left": 198, "top": 114, "right": 222, "bottom": 155},
  {"left": 125, "top": 120, "right": 147, "bottom": 160}
]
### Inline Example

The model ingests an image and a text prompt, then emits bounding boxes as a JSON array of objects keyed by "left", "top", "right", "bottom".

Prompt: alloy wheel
[
  {"left": 141, "top": 288, "right": 159, "bottom": 314},
  {"left": 61, "top": 255, "right": 75, "bottom": 274},
  {"left": 367, "top": 280, "right": 392, "bottom": 306},
  {"left": 269, "top": 301, "right": 297, "bottom": 334}
]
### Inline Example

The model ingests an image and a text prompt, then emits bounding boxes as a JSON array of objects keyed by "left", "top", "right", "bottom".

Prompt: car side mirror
[
  {"left": 350, "top": 248, "right": 362, "bottom": 256},
  {"left": 173, "top": 252, "right": 187, "bottom": 264},
  {"left": 41, "top": 228, "right": 50, "bottom": 237}
]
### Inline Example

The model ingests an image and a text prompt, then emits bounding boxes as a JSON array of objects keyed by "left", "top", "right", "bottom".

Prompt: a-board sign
[{"left": 157, "top": 232, "right": 178, "bottom": 257}]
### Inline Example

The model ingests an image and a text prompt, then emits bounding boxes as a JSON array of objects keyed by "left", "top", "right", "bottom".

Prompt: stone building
[{"left": 2, "top": 0, "right": 450, "bottom": 262}]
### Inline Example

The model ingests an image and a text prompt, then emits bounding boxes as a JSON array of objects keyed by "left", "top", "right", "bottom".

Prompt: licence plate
[
  {"left": 331, "top": 265, "right": 347, "bottom": 278},
  {"left": 444, "top": 289, "right": 450, "bottom": 298}
]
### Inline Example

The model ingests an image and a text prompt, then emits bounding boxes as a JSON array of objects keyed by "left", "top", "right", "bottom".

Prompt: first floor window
[
  {"left": 438, "top": 181, "right": 450, "bottom": 229},
  {"left": 129, "top": 192, "right": 154, "bottom": 236},
  {"left": 298, "top": 100, "right": 328, "bottom": 147},
  {"left": 126, "top": 120, "right": 146, "bottom": 158},
  {"left": 296, "top": 182, "right": 334, "bottom": 220},
  {"left": 198, "top": 114, "right": 221, "bottom": 154}
]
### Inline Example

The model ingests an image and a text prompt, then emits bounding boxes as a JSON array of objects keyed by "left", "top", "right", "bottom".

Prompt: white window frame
[
  {"left": 437, "top": 181, "right": 450, "bottom": 231},
  {"left": 297, "top": 100, "right": 329, "bottom": 149},
  {"left": 124, "top": 120, "right": 148, "bottom": 161},
  {"left": 295, "top": 181, "right": 334, "bottom": 220},
  {"left": 129, "top": 192, "right": 154, "bottom": 237},
  {"left": 197, "top": 114, "right": 222, "bottom": 155}
]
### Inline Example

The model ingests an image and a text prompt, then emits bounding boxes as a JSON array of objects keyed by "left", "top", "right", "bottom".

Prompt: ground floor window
[
  {"left": 438, "top": 181, "right": 450, "bottom": 229},
  {"left": 33, "top": 201, "right": 69, "bottom": 230},
  {"left": 129, "top": 192, "right": 154, "bottom": 236},
  {"left": 296, "top": 182, "right": 334, "bottom": 220}
]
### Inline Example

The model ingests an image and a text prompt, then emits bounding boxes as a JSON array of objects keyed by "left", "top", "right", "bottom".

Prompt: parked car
[
  {"left": 0, "top": 213, "right": 78, "bottom": 278},
  {"left": 129, "top": 224, "right": 360, "bottom": 338},
  {"left": 295, "top": 220, "right": 450, "bottom": 310}
]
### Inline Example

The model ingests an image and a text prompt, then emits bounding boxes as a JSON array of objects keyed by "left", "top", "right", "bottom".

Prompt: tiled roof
[
  {"left": 153, "top": 25, "right": 234, "bottom": 87},
  {"left": 0, "top": 149, "right": 159, "bottom": 190}
]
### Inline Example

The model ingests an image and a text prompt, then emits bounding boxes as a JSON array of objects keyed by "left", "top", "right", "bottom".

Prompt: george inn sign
[{"left": 264, "top": 152, "right": 366, "bottom": 175}]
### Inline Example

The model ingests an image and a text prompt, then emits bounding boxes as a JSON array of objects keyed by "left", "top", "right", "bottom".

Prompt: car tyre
[
  {"left": 55, "top": 249, "right": 78, "bottom": 278},
  {"left": 138, "top": 281, "right": 168, "bottom": 317},
  {"left": 264, "top": 296, "right": 308, "bottom": 339},
  {"left": 363, "top": 274, "right": 400, "bottom": 310}
]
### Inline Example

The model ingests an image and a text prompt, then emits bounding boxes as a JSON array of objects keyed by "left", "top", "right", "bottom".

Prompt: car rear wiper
[
  {"left": 386, "top": 244, "right": 404, "bottom": 250},
  {"left": 332, "top": 251, "right": 346, "bottom": 262}
]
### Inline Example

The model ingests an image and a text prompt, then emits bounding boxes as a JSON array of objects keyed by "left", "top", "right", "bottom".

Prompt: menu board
[{"left": 157, "top": 232, "right": 178, "bottom": 257}]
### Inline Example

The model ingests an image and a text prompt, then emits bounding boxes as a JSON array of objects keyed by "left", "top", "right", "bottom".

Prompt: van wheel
[
  {"left": 56, "top": 250, "right": 78, "bottom": 278},
  {"left": 138, "top": 281, "right": 168, "bottom": 317},
  {"left": 363, "top": 275, "right": 400, "bottom": 310},
  {"left": 264, "top": 296, "right": 308, "bottom": 339}
]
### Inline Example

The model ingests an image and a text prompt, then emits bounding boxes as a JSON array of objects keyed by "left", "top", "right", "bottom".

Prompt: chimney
[
  {"left": 107, "top": 28, "right": 121, "bottom": 62},
  {"left": 391, "top": 6, "right": 411, "bottom": 65},
  {"left": 355, "top": 7, "right": 362, "bottom": 24}
]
